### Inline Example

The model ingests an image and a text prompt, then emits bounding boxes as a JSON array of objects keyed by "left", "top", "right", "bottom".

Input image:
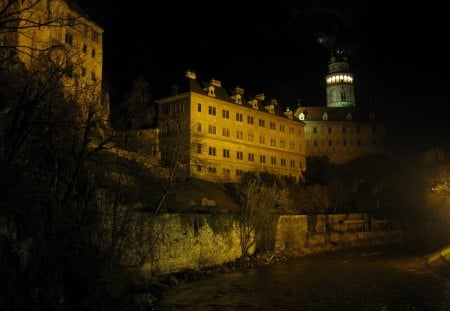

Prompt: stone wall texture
[{"left": 131, "top": 213, "right": 403, "bottom": 276}]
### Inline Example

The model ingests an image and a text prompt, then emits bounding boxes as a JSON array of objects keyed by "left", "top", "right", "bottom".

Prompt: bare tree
[{"left": 236, "top": 174, "right": 290, "bottom": 257}]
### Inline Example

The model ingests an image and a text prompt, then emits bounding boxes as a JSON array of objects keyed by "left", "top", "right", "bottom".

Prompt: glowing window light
[
  {"left": 343, "top": 75, "right": 348, "bottom": 82},
  {"left": 339, "top": 75, "right": 344, "bottom": 82},
  {"left": 332, "top": 76, "right": 336, "bottom": 83}
]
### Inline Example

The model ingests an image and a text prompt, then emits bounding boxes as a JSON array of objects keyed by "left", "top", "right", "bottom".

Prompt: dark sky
[{"left": 79, "top": 1, "right": 446, "bottom": 119}]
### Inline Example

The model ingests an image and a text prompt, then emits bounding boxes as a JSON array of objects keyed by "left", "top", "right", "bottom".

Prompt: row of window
[
  {"left": 203, "top": 146, "right": 300, "bottom": 168},
  {"left": 308, "top": 139, "right": 377, "bottom": 147},
  {"left": 200, "top": 124, "right": 299, "bottom": 150},
  {"left": 65, "top": 32, "right": 97, "bottom": 59},
  {"left": 64, "top": 61, "right": 97, "bottom": 81},
  {"left": 198, "top": 104, "right": 299, "bottom": 135},
  {"left": 310, "top": 125, "right": 377, "bottom": 134},
  {"left": 67, "top": 17, "right": 99, "bottom": 42}
]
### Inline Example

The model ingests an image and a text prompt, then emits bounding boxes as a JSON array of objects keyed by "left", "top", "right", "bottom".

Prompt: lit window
[
  {"left": 248, "top": 131, "right": 254, "bottom": 142},
  {"left": 222, "top": 128, "right": 230, "bottom": 137},
  {"left": 271, "top": 157, "right": 276, "bottom": 165},
  {"left": 259, "top": 136, "right": 265, "bottom": 144},
  {"left": 208, "top": 125, "right": 216, "bottom": 134},
  {"left": 208, "top": 147, "right": 216, "bottom": 156},
  {"left": 236, "top": 131, "right": 243, "bottom": 140},
  {"left": 222, "top": 109, "right": 229, "bottom": 119},
  {"left": 270, "top": 138, "right": 276, "bottom": 147},
  {"left": 260, "top": 155, "right": 266, "bottom": 163},
  {"left": 208, "top": 106, "right": 216, "bottom": 115}
]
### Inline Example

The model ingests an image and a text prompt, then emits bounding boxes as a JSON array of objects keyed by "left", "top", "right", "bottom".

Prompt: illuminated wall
[
  {"left": 303, "top": 120, "right": 384, "bottom": 164},
  {"left": 157, "top": 72, "right": 307, "bottom": 183},
  {"left": 0, "top": 0, "right": 105, "bottom": 116}
]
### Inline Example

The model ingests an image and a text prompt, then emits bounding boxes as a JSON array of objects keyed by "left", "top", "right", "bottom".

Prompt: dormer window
[
  {"left": 322, "top": 112, "right": 328, "bottom": 120},
  {"left": 346, "top": 113, "right": 352, "bottom": 120},
  {"left": 284, "top": 107, "right": 293, "bottom": 119},
  {"left": 265, "top": 104, "right": 275, "bottom": 114},
  {"left": 299, "top": 113, "right": 305, "bottom": 121},
  {"left": 208, "top": 85, "right": 215, "bottom": 97},
  {"left": 248, "top": 99, "right": 258, "bottom": 110},
  {"left": 235, "top": 94, "right": 242, "bottom": 104}
]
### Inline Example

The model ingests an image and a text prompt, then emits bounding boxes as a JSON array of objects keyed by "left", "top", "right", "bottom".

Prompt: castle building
[
  {"left": 0, "top": 0, "right": 105, "bottom": 116},
  {"left": 156, "top": 71, "right": 307, "bottom": 183},
  {"left": 294, "top": 46, "right": 384, "bottom": 164}
]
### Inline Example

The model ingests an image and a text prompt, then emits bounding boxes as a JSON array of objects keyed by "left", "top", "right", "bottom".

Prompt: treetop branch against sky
[{"left": 79, "top": 1, "right": 446, "bottom": 116}]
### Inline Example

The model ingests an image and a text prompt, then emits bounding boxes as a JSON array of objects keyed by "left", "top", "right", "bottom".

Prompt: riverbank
[
  {"left": 154, "top": 244, "right": 450, "bottom": 310},
  {"left": 135, "top": 243, "right": 410, "bottom": 310}
]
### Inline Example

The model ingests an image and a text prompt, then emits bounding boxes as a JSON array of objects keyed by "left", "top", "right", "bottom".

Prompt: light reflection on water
[{"left": 157, "top": 246, "right": 450, "bottom": 310}]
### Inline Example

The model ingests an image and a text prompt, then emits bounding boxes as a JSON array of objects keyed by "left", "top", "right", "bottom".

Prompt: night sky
[{"left": 79, "top": 1, "right": 447, "bottom": 132}]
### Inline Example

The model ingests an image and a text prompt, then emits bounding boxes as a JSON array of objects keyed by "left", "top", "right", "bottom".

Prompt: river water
[{"left": 156, "top": 246, "right": 450, "bottom": 310}]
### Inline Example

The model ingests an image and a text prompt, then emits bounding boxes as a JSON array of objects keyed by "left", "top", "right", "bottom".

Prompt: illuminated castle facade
[
  {"left": 156, "top": 71, "right": 307, "bottom": 183},
  {"left": 0, "top": 0, "right": 105, "bottom": 116},
  {"left": 294, "top": 46, "right": 384, "bottom": 164}
]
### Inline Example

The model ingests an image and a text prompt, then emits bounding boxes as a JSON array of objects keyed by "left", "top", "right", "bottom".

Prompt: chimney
[
  {"left": 210, "top": 78, "right": 222, "bottom": 87},
  {"left": 255, "top": 93, "right": 265, "bottom": 101},
  {"left": 234, "top": 86, "right": 244, "bottom": 95}
]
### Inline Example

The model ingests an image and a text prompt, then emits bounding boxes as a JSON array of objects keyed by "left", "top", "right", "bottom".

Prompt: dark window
[{"left": 65, "top": 33, "right": 73, "bottom": 45}]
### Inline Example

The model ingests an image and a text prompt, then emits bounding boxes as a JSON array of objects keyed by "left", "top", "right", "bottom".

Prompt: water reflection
[{"left": 157, "top": 246, "right": 450, "bottom": 310}]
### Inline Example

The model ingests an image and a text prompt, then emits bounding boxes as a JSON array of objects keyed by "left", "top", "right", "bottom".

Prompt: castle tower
[{"left": 325, "top": 46, "right": 355, "bottom": 107}]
